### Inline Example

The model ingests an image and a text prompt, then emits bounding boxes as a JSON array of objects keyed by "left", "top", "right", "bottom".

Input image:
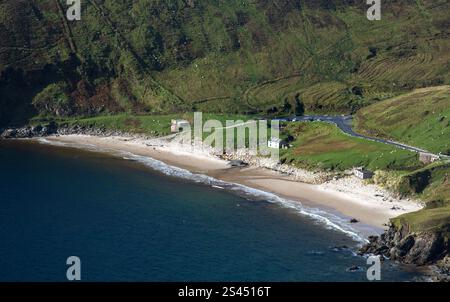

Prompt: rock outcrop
[
  {"left": 0, "top": 122, "right": 58, "bottom": 138},
  {"left": 0, "top": 123, "right": 147, "bottom": 141},
  {"left": 360, "top": 224, "right": 450, "bottom": 281},
  {"left": 1, "top": 123, "right": 117, "bottom": 139}
]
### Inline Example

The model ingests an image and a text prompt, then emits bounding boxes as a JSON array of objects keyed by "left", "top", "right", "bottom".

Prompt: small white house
[
  {"left": 419, "top": 152, "right": 440, "bottom": 164},
  {"left": 268, "top": 137, "right": 289, "bottom": 149},
  {"left": 171, "top": 119, "right": 190, "bottom": 133},
  {"left": 353, "top": 168, "right": 374, "bottom": 180}
]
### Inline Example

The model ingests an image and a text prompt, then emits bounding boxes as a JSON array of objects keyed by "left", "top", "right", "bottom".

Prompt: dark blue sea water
[{"left": 0, "top": 140, "right": 422, "bottom": 281}]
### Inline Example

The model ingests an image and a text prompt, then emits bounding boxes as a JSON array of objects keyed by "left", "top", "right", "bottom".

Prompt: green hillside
[
  {"left": 355, "top": 86, "right": 450, "bottom": 155},
  {"left": 1, "top": 0, "right": 450, "bottom": 126},
  {"left": 280, "top": 122, "right": 421, "bottom": 171},
  {"left": 354, "top": 85, "right": 450, "bottom": 236},
  {"left": 391, "top": 162, "right": 450, "bottom": 235}
]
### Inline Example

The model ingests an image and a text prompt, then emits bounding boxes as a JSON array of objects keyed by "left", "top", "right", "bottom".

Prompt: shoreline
[{"left": 30, "top": 134, "right": 423, "bottom": 237}]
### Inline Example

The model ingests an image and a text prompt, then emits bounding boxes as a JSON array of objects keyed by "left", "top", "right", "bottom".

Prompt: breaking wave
[{"left": 36, "top": 137, "right": 367, "bottom": 243}]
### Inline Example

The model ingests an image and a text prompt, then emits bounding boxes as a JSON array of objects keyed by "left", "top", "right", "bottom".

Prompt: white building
[
  {"left": 268, "top": 137, "right": 289, "bottom": 149},
  {"left": 419, "top": 152, "right": 440, "bottom": 164},
  {"left": 171, "top": 119, "right": 190, "bottom": 133},
  {"left": 353, "top": 168, "right": 374, "bottom": 180}
]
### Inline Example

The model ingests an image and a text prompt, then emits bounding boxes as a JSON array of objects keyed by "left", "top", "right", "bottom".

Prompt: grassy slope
[
  {"left": 354, "top": 84, "right": 450, "bottom": 235},
  {"left": 1, "top": 0, "right": 450, "bottom": 122},
  {"left": 390, "top": 162, "right": 450, "bottom": 234},
  {"left": 279, "top": 119, "right": 450, "bottom": 235},
  {"left": 34, "top": 113, "right": 253, "bottom": 137},
  {"left": 234, "top": 0, "right": 450, "bottom": 115},
  {"left": 280, "top": 122, "right": 421, "bottom": 171},
  {"left": 355, "top": 86, "right": 450, "bottom": 154},
  {"left": 393, "top": 205, "right": 450, "bottom": 233}
]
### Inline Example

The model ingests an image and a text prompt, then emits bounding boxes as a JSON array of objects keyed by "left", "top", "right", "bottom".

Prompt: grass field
[
  {"left": 32, "top": 113, "right": 256, "bottom": 138},
  {"left": 2, "top": 1, "right": 450, "bottom": 125},
  {"left": 355, "top": 86, "right": 450, "bottom": 154},
  {"left": 392, "top": 205, "right": 450, "bottom": 234},
  {"left": 374, "top": 161, "right": 450, "bottom": 234},
  {"left": 280, "top": 122, "right": 421, "bottom": 171}
]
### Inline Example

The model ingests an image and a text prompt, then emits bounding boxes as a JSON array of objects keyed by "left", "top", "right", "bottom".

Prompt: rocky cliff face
[{"left": 360, "top": 224, "right": 450, "bottom": 281}]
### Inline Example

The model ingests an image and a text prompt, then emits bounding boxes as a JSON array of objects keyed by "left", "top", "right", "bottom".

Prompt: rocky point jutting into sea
[{"left": 359, "top": 225, "right": 450, "bottom": 282}]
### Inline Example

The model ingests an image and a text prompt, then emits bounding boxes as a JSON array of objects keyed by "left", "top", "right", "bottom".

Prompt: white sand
[{"left": 41, "top": 134, "right": 423, "bottom": 229}]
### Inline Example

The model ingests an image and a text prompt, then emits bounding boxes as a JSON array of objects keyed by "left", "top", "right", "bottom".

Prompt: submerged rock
[{"left": 347, "top": 265, "right": 364, "bottom": 272}]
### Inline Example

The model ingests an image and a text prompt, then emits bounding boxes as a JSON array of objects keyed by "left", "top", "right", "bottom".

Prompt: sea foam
[{"left": 36, "top": 138, "right": 367, "bottom": 243}]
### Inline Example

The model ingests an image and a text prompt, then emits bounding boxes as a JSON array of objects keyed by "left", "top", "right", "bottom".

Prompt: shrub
[{"left": 32, "top": 82, "right": 73, "bottom": 116}]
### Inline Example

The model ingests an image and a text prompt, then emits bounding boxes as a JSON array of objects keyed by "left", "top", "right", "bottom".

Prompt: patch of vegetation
[
  {"left": 56, "top": 114, "right": 177, "bottom": 137},
  {"left": 392, "top": 206, "right": 450, "bottom": 234},
  {"left": 280, "top": 122, "right": 421, "bottom": 171},
  {"left": 378, "top": 162, "right": 450, "bottom": 234},
  {"left": 355, "top": 86, "right": 450, "bottom": 154},
  {"left": 1, "top": 0, "right": 450, "bottom": 124},
  {"left": 32, "top": 113, "right": 254, "bottom": 138},
  {"left": 32, "top": 82, "right": 72, "bottom": 116}
]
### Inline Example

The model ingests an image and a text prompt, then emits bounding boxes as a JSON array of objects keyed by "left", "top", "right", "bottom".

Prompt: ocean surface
[{"left": 0, "top": 140, "right": 423, "bottom": 281}]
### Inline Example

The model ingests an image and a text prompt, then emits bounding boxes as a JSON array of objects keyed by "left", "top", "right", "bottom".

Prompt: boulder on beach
[{"left": 228, "top": 160, "right": 248, "bottom": 167}]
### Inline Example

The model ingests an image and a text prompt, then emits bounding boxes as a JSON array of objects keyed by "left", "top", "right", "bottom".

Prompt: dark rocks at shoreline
[
  {"left": 1, "top": 123, "right": 129, "bottom": 139},
  {"left": 359, "top": 225, "right": 450, "bottom": 281},
  {"left": 360, "top": 226, "right": 448, "bottom": 265},
  {"left": 435, "top": 256, "right": 450, "bottom": 282},
  {"left": 56, "top": 125, "right": 140, "bottom": 138},
  {"left": 1, "top": 122, "right": 58, "bottom": 139},
  {"left": 56, "top": 125, "right": 111, "bottom": 136}
]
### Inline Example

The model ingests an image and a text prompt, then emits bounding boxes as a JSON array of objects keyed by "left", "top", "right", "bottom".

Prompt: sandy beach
[{"left": 39, "top": 134, "right": 423, "bottom": 231}]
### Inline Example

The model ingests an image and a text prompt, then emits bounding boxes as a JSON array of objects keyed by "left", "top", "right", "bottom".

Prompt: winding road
[{"left": 276, "top": 115, "right": 448, "bottom": 159}]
